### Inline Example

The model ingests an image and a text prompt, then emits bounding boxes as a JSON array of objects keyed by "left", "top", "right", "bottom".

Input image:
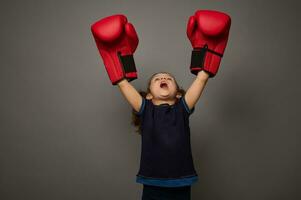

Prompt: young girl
[
  {"left": 117, "top": 70, "right": 210, "bottom": 200},
  {"left": 91, "top": 10, "right": 230, "bottom": 200}
]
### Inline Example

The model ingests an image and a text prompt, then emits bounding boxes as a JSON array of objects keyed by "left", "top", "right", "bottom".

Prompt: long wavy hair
[{"left": 131, "top": 72, "right": 186, "bottom": 135}]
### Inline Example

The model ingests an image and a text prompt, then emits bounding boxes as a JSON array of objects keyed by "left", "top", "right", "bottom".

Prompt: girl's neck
[{"left": 151, "top": 98, "right": 177, "bottom": 106}]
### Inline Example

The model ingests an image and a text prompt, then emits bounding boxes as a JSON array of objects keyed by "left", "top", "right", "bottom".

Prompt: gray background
[{"left": 0, "top": 0, "right": 298, "bottom": 199}]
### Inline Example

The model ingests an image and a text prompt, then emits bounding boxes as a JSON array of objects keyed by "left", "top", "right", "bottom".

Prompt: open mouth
[{"left": 160, "top": 82, "right": 168, "bottom": 89}]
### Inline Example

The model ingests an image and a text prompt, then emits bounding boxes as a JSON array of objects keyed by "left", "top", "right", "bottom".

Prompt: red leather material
[
  {"left": 187, "top": 10, "right": 231, "bottom": 77},
  {"left": 91, "top": 14, "right": 139, "bottom": 85}
]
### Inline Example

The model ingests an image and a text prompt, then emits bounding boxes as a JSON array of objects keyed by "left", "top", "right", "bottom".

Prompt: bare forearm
[
  {"left": 117, "top": 79, "right": 142, "bottom": 112},
  {"left": 196, "top": 70, "right": 210, "bottom": 82},
  {"left": 184, "top": 70, "right": 209, "bottom": 109}
]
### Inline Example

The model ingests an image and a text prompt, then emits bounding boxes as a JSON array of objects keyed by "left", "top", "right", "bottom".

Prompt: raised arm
[
  {"left": 184, "top": 71, "right": 209, "bottom": 110},
  {"left": 184, "top": 10, "right": 231, "bottom": 109},
  {"left": 117, "top": 79, "right": 143, "bottom": 113}
]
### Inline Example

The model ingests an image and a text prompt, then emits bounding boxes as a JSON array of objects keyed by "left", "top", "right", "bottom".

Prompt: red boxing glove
[
  {"left": 187, "top": 10, "right": 231, "bottom": 77},
  {"left": 91, "top": 14, "right": 139, "bottom": 85}
]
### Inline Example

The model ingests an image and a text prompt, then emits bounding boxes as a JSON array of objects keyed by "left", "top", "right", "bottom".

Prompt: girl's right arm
[{"left": 117, "top": 79, "right": 143, "bottom": 113}]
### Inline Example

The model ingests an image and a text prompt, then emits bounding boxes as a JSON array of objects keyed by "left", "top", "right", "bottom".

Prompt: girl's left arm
[{"left": 184, "top": 70, "right": 210, "bottom": 110}]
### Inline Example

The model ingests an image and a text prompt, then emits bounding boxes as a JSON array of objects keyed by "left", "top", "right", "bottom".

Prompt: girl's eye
[{"left": 153, "top": 77, "right": 172, "bottom": 81}]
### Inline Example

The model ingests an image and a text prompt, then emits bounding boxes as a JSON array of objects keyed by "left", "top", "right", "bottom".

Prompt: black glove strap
[
  {"left": 190, "top": 44, "right": 223, "bottom": 76},
  {"left": 117, "top": 52, "right": 137, "bottom": 82}
]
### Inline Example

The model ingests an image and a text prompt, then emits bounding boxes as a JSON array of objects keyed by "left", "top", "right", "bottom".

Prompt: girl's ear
[
  {"left": 176, "top": 92, "right": 182, "bottom": 99},
  {"left": 146, "top": 93, "right": 153, "bottom": 100}
]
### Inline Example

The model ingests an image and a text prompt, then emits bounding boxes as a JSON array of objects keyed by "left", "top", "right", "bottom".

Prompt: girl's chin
[
  {"left": 158, "top": 94, "right": 172, "bottom": 99},
  {"left": 160, "top": 92, "right": 168, "bottom": 95}
]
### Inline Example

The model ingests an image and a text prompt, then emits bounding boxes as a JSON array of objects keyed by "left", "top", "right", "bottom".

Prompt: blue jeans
[{"left": 142, "top": 184, "right": 191, "bottom": 200}]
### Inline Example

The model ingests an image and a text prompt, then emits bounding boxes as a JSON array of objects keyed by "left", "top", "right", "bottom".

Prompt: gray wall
[{"left": 0, "top": 0, "right": 298, "bottom": 199}]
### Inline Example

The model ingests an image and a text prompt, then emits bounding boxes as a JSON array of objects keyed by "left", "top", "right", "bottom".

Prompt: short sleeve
[
  {"left": 180, "top": 96, "right": 195, "bottom": 115},
  {"left": 133, "top": 97, "right": 146, "bottom": 116}
]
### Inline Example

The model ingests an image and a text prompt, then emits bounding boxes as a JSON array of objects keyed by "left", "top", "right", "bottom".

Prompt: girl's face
[{"left": 148, "top": 73, "right": 178, "bottom": 100}]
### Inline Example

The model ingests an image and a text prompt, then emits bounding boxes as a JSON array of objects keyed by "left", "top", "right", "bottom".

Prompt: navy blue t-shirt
[{"left": 134, "top": 96, "right": 198, "bottom": 187}]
